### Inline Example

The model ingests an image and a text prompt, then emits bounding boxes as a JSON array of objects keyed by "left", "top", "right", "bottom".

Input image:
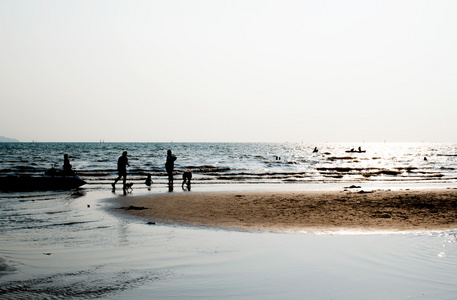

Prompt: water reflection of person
[
  {"left": 165, "top": 150, "right": 177, "bottom": 187},
  {"left": 182, "top": 170, "right": 192, "bottom": 191},
  {"left": 112, "top": 151, "right": 130, "bottom": 190}
]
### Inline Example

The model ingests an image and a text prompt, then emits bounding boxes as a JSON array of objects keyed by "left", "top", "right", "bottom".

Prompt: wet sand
[{"left": 113, "top": 188, "right": 457, "bottom": 233}]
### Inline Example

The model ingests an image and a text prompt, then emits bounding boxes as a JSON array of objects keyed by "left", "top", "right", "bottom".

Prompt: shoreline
[{"left": 111, "top": 187, "right": 457, "bottom": 233}]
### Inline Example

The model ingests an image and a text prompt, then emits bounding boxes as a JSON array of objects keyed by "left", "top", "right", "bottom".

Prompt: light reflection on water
[
  {"left": 1, "top": 189, "right": 457, "bottom": 299},
  {"left": 1, "top": 142, "right": 457, "bottom": 187}
]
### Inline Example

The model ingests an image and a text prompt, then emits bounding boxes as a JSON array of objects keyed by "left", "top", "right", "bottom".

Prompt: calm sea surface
[{"left": 1, "top": 143, "right": 457, "bottom": 299}]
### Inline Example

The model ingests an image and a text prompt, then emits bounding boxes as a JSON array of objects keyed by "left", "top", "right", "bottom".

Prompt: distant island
[{"left": 0, "top": 136, "right": 20, "bottom": 142}]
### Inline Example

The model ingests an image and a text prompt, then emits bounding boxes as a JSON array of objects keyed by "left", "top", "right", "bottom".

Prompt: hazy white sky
[{"left": 1, "top": 0, "right": 456, "bottom": 142}]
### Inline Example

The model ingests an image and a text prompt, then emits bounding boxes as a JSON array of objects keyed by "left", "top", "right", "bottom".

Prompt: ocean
[
  {"left": 1, "top": 142, "right": 457, "bottom": 299},
  {"left": 1, "top": 142, "right": 457, "bottom": 188}
]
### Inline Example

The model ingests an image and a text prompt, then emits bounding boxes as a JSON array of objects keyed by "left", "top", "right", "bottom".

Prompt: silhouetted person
[
  {"left": 112, "top": 151, "right": 130, "bottom": 190},
  {"left": 145, "top": 174, "right": 152, "bottom": 186},
  {"left": 182, "top": 170, "right": 192, "bottom": 191},
  {"left": 63, "top": 154, "right": 74, "bottom": 176},
  {"left": 165, "top": 150, "right": 177, "bottom": 187}
]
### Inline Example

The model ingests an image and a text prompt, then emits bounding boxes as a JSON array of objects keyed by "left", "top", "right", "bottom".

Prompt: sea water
[
  {"left": 1, "top": 142, "right": 457, "bottom": 188},
  {"left": 1, "top": 143, "right": 457, "bottom": 299}
]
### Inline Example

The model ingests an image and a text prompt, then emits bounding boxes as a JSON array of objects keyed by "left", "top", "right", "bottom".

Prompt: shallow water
[{"left": 1, "top": 186, "right": 457, "bottom": 299}]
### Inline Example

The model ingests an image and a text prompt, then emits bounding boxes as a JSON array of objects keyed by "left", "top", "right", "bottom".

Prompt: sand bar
[{"left": 113, "top": 188, "right": 457, "bottom": 233}]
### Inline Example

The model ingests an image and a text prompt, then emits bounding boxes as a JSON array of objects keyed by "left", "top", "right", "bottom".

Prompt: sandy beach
[
  {"left": 3, "top": 188, "right": 457, "bottom": 299},
  {"left": 113, "top": 188, "right": 457, "bottom": 233}
]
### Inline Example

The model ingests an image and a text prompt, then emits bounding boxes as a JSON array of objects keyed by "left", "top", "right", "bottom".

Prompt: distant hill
[{"left": 0, "top": 136, "right": 20, "bottom": 142}]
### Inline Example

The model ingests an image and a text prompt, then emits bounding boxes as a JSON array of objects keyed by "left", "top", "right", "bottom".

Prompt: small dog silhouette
[{"left": 124, "top": 182, "right": 134, "bottom": 193}]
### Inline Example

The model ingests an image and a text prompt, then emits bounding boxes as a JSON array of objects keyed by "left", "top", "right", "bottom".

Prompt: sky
[{"left": 1, "top": 0, "right": 456, "bottom": 143}]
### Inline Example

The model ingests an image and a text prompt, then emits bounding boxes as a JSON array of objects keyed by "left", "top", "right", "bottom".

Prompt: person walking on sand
[
  {"left": 112, "top": 151, "right": 130, "bottom": 190},
  {"left": 165, "top": 150, "right": 177, "bottom": 186}
]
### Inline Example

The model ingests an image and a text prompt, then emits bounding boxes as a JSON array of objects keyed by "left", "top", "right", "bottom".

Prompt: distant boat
[
  {"left": 345, "top": 149, "right": 366, "bottom": 153},
  {"left": 0, "top": 168, "right": 86, "bottom": 191}
]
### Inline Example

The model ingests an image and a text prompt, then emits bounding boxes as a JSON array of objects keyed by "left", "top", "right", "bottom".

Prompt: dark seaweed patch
[{"left": 119, "top": 206, "right": 148, "bottom": 211}]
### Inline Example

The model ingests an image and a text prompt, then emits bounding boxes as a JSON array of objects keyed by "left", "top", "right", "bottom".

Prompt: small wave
[
  {"left": 327, "top": 156, "right": 357, "bottom": 161},
  {"left": 0, "top": 266, "right": 169, "bottom": 299},
  {"left": 76, "top": 171, "right": 112, "bottom": 176},
  {"left": 183, "top": 166, "right": 232, "bottom": 173}
]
